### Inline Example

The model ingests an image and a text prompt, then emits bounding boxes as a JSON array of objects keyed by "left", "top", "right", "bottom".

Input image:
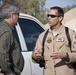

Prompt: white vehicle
[{"left": 13, "top": 13, "right": 46, "bottom": 75}]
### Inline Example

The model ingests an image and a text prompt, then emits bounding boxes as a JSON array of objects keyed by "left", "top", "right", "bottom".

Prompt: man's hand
[
  {"left": 32, "top": 48, "right": 42, "bottom": 62},
  {"left": 50, "top": 50, "right": 67, "bottom": 59}
]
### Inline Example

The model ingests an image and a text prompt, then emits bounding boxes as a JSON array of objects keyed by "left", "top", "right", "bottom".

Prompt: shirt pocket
[{"left": 56, "top": 40, "right": 67, "bottom": 49}]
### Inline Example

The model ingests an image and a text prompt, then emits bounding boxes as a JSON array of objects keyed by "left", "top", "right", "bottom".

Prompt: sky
[{"left": 45, "top": 0, "right": 76, "bottom": 9}]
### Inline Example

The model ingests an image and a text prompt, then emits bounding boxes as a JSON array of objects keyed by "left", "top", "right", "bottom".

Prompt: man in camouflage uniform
[{"left": 0, "top": 4, "right": 24, "bottom": 75}]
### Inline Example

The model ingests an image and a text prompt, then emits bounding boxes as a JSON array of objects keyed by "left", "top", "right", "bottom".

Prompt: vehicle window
[
  {"left": 18, "top": 18, "right": 44, "bottom": 51},
  {"left": 0, "top": 19, "right": 2, "bottom": 22}
]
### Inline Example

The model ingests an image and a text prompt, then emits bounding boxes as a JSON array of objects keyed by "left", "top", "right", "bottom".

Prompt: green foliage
[
  {"left": 63, "top": 5, "right": 76, "bottom": 13},
  {"left": 3, "top": 0, "right": 15, "bottom": 4}
]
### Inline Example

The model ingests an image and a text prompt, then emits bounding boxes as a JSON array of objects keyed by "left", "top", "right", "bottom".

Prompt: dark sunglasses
[
  {"left": 13, "top": 13, "right": 19, "bottom": 16},
  {"left": 47, "top": 14, "right": 59, "bottom": 18}
]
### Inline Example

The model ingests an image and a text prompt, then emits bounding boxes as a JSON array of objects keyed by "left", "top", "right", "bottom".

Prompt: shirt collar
[{"left": 48, "top": 25, "right": 64, "bottom": 36}]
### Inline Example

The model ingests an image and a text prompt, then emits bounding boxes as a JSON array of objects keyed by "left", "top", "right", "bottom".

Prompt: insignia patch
[
  {"left": 47, "top": 37, "right": 52, "bottom": 43},
  {"left": 56, "top": 37, "right": 64, "bottom": 42}
]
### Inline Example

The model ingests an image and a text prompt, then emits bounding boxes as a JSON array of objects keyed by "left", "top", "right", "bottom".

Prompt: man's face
[
  {"left": 47, "top": 9, "right": 62, "bottom": 27},
  {"left": 11, "top": 12, "right": 19, "bottom": 26}
]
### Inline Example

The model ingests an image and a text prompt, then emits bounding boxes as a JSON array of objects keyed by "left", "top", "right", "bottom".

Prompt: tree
[
  {"left": 1, "top": 0, "right": 47, "bottom": 24},
  {"left": 16, "top": 0, "right": 47, "bottom": 24},
  {"left": 3, "top": 0, "right": 14, "bottom": 4},
  {"left": 63, "top": 5, "right": 76, "bottom": 13}
]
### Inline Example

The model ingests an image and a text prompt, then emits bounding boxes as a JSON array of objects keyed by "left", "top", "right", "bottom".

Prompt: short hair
[
  {"left": 50, "top": 6, "right": 64, "bottom": 17},
  {"left": 1, "top": 4, "right": 19, "bottom": 19}
]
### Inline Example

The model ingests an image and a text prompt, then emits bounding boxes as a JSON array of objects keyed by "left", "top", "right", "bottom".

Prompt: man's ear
[{"left": 59, "top": 16, "right": 63, "bottom": 22}]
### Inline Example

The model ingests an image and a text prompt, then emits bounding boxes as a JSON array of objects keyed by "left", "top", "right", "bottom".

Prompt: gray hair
[{"left": 1, "top": 4, "right": 19, "bottom": 19}]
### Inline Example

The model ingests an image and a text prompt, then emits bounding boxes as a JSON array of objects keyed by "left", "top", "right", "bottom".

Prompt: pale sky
[{"left": 45, "top": 0, "right": 76, "bottom": 9}]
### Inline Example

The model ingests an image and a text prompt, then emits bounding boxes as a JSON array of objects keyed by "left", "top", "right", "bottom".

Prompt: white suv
[{"left": 13, "top": 13, "right": 46, "bottom": 75}]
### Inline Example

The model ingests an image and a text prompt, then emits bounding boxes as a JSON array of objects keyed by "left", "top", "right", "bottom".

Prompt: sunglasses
[{"left": 47, "top": 14, "right": 59, "bottom": 18}]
